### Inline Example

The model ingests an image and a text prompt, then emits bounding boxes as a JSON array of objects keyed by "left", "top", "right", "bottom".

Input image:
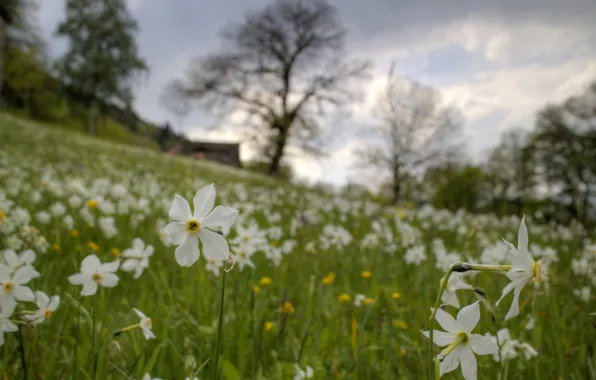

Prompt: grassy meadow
[{"left": 0, "top": 113, "right": 594, "bottom": 379}]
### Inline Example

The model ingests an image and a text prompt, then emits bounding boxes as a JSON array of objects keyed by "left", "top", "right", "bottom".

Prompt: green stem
[
  {"left": 212, "top": 270, "right": 227, "bottom": 379},
  {"left": 74, "top": 296, "right": 82, "bottom": 380},
  {"left": 468, "top": 264, "right": 511, "bottom": 273},
  {"left": 428, "top": 266, "right": 455, "bottom": 379},
  {"left": 434, "top": 356, "right": 441, "bottom": 380},
  {"left": 92, "top": 292, "right": 98, "bottom": 379},
  {"left": 18, "top": 325, "right": 28, "bottom": 380}
]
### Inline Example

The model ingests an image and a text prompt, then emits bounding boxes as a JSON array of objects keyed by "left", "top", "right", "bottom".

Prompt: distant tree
[
  {"left": 165, "top": 0, "right": 370, "bottom": 177},
  {"left": 156, "top": 122, "right": 173, "bottom": 151},
  {"left": 245, "top": 159, "right": 294, "bottom": 182},
  {"left": 530, "top": 82, "right": 596, "bottom": 226},
  {"left": 432, "top": 165, "right": 490, "bottom": 212},
  {"left": 0, "top": 0, "right": 38, "bottom": 105},
  {"left": 485, "top": 128, "right": 535, "bottom": 214},
  {"left": 55, "top": 0, "right": 148, "bottom": 135},
  {"left": 356, "top": 64, "right": 464, "bottom": 204}
]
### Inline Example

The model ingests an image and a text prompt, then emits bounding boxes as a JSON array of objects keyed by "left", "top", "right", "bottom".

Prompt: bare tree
[
  {"left": 356, "top": 64, "right": 463, "bottom": 204},
  {"left": 164, "top": 0, "right": 370, "bottom": 177}
]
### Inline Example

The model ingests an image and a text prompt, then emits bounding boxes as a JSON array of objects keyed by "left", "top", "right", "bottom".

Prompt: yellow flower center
[
  {"left": 185, "top": 219, "right": 200, "bottom": 233},
  {"left": 533, "top": 260, "right": 542, "bottom": 284},
  {"left": 87, "top": 200, "right": 98, "bottom": 209},
  {"left": 0, "top": 211, "right": 7, "bottom": 220},
  {"left": 44, "top": 309, "right": 53, "bottom": 319},
  {"left": 3, "top": 281, "right": 14, "bottom": 293},
  {"left": 142, "top": 318, "right": 152, "bottom": 329},
  {"left": 92, "top": 273, "right": 103, "bottom": 283},
  {"left": 456, "top": 331, "right": 469, "bottom": 344},
  {"left": 243, "top": 236, "right": 249, "bottom": 242},
  {"left": 240, "top": 252, "right": 247, "bottom": 258}
]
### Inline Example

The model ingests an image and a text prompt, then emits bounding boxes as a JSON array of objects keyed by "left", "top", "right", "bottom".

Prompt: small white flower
[
  {"left": 1, "top": 249, "right": 39, "bottom": 276},
  {"left": 497, "top": 216, "right": 542, "bottom": 320},
  {"left": 423, "top": 301, "right": 497, "bottom": 380},
  {"left": 133, "top": 308, "right": 155, "bottom": 340},
  {"left": 141, "top": 374, "right": 162, "bottom": 380},
  {"left": 35, "top": 211, "right": 51, "bottom": 224},
  {"left": 0, "top": 264, "right": 36, "bottom": 315},
  {"left": 441, "top": 273, "right": 474, "bottom": 308},
  {"left": 0, "top": 311, "right": 18, "bottom": 346},
  {"left": 294, "top": 364, "right": 314, "bottom": 380},
  {"left": 165, "top": 184, "right": 239, "bottom": 267},
  {"left": 68, "top": 254, "right": 120, "bottom": 296},
  {"left": 23, "top": 291, "right": 60, "bottom": 325},
  {"left": 121, "top": 238, "right": 154, "bottom": 279}
]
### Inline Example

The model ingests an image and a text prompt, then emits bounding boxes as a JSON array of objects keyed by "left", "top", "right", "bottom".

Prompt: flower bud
[{"left": 184, "top": 355, "right": 197, "bottom": 375}]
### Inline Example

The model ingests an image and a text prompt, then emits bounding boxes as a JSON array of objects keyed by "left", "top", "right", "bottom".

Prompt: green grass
[
  {"left": 1, "top": 109, "right": 160, "bottom": 150},
  {"left": 0, "top": 113, "right": 594, "bottom": 380}
]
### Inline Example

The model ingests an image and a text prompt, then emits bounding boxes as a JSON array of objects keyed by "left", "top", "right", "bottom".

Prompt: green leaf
[
  {"left": 221, "top": 356, "right": 240, "bottom": 380},
  {"left": 142, "top": 343, "right": 166, "bottom": 375}
]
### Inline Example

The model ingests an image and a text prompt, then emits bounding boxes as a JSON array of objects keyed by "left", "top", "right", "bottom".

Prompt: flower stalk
[{"left": 212, "top": 269, "right": 227, "bottom": 379}]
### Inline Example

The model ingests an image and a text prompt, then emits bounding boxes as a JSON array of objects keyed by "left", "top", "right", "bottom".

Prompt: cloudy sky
[{"left": 37, "top": 0, "right": 596, "bottom": 186}]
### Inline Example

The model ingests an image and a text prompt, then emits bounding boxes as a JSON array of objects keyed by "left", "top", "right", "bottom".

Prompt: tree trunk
[
  {"left": 268, "top": 128, "right": 288, "bottom": 177},
  {"left": 391, "top": 164, "right": 401, "bottom": 205},
  {"left": 580, "top": 186, "right": 590, "bottom": 229},
  {"left": 0, "top": 16, "right": 6, "bottom": 106},
  {"left": 88, "top": 99, "right": 98, "bottom": 136}
]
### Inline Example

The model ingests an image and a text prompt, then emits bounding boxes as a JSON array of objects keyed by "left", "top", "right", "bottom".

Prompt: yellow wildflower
[
  {"left": 392, "top": 319, "right": 408, "bottom": 329},
  {"left": 252, "top": 285, "right": 261, "bottom": 293},
  {"left": 88, "top": 241, "right": 100, "bottom": 251},
  {"left": 111, "top": 248, "right": 120, "bottom": 257},
  {"left": 338, "top": 293, "right": 351, "bottom": 303},
  {"left": 264, "top": 321, "right": 274, "bottom": 332},
  {"left": 322, "top": 272, "right": 335, "bottom": 285},
  {"left": 260, "top": 277, "right": 272, "bottom": 286},
  {"left": 281, "top": 301, "right": 295, "bottom": 314},
  {"left": 392, "top": 292, "right": 401, "bottom": 300},
  {"left": 361, "top": 271, "right": 371, "bottom": 279}
]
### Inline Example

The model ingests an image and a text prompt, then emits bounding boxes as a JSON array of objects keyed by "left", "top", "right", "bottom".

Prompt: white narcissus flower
[
  {"left": 0, "top": 311, "right": 18, "bottom": 346},
  {"left": 121, "top": 238, "right": 154, "bottom": 279},
  {"left": 423, "top": 301, "right": 497, "bottom": 380},
  {"left": 497, "top": 216, "right": 542, "bottom": 321},
  {"left": 68, "top": 254, "right": 120, "bottom": 296},
  {"left": 133, "top": 308, "right": 155, "bottom": 340},
  {"left": 141, "top": 375, "right": 162, "bottom": 380},
  {"left": 166, "top": 184, "right": 239, "bottom": 267},
  {"left": 0, "top": 264, "right": 36, "bottom": 315},
  {"left": 441, "top": 273, "right": 474, "bottom": 308},
  {"left": 23, "top": 291, "right": 60, "bottom": 325},
  {"left": 294, "top": 364, "right": 314, "bottom": 380},
  {"left": 2, "top": 249, "right": 40, "bottom": 277}
]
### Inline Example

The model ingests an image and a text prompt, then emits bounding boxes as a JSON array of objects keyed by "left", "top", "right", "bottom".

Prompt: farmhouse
[{"left": 168, "top": 141, "right": 242, "bottom": 168}]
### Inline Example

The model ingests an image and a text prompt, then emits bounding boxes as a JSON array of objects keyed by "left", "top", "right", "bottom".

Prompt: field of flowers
[{"left": 0, "top": 112, "right": 594, "bottom": 380}]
